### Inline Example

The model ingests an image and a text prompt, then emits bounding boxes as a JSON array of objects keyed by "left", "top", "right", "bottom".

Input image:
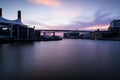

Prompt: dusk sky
[{"left": 0, "top": 0, "right": 120, "bottom": 30}]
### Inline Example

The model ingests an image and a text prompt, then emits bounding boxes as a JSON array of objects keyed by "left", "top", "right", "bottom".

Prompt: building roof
[
  {"left": 0, "top": 16, "right": 24, "bottom": 25},
  {"left": 112, "top": 20, "right": 120, "bottom": 22}
]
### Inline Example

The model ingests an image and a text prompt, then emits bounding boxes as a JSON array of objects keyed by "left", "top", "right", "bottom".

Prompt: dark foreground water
[{"left": 1, "top": 39, "right": 120, "bottom": 80}]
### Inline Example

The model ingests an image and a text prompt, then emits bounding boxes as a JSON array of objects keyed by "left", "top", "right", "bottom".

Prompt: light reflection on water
[{"left": 1, "top": 39, "right": 120, "bottom": 80}]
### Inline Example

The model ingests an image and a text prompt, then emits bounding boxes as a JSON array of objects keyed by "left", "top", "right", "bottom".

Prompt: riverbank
[
  {"left": 64, "top": 37, "right": 120, "bottom": 41},
  {"left": 0, "top": 37, "right": 62, "bottom": 43},
  {"left": 97, "top": 38, "right": 120, "bottom": 41}
]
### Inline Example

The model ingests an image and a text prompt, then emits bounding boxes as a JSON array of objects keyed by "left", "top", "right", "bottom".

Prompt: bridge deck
[{"left": 36, "top": 29, "right": 92, "bottom": 32}]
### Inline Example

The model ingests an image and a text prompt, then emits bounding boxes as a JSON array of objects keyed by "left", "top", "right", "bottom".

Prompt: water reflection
[{"left": 1, "top": 39, "right": 120, "bottom": 80}]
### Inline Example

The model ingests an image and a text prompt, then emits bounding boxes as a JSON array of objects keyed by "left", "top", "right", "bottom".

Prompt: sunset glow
[
  {"left": 0, "top": 0, "right": 120, "bottom": 30},
  {"left": 81, "top": 24, "right": 110, "bottom": 31},
  {"left": 29, "top": 0, "right": 62, "bottom": 7}
]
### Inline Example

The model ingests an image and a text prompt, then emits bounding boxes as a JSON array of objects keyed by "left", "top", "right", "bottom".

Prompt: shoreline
[{"left": 0, "top": 38, "right": 62, "bottom": 43}]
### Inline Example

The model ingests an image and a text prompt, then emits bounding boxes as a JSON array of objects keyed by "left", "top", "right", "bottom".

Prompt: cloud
[
  {"left": 60, "top": 10, "right": 115, "bottom": 30},
  {"left": 29, "top": 0, "right": 62, "bottom": 7},
  {"left": 48, "top": 9, "right": 80, "bottom": 26},
  {"left": 47, "top": 9, "right": 118, "bottom": 30},
  {"left": 27, "top": 0, "right": 120, "bottom": 30},
  {"left": 24, "top": 19, "right": 47, "bottom": 26},
  {"left": 55, "top": 9, "right": 79, "bottom": 19}
]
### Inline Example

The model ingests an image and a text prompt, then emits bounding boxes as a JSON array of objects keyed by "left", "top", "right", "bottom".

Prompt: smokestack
[
  {"left": 0, "top": 8, "right": 2, "bottom": 17},
  {"left": 18, "top": 10, "right": 21, "bottom": 20}
]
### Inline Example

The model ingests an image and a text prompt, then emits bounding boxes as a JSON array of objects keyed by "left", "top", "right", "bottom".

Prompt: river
[{"left": 1, "top": 39, "right": 120, "bottom": 80}]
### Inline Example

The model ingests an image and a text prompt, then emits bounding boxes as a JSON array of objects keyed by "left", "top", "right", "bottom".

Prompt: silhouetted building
[
  {"left": 0, "top": 8, "right": 35, "bottom": 40},
  {"left": 80, "top": 33, "right": 91, "bottom": 39},
  {"left": 91, "top": 20, "right": 120, "bottom": 39},
  {"left": 64, "top": 32, "right": 80, "bottom": 38},
  {"left": 64, "top": 32, "right": 69, "bottom": 38},
  {"left": 109, "top": 20, "right": 120, "bottom": 28},
  {"left": 108, "top": 20, "right": 120, "bottom": 36},
  {"left": 35, "top": 30, "right": 41, "bottom": 38}
]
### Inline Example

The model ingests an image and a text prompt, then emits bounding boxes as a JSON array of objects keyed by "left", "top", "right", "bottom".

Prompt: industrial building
[{"left": 0, "top": 8, "right": 35, "bottom": 40}]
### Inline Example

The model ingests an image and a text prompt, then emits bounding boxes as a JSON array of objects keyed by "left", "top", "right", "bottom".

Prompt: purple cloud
[{"left": 59, "top": 9, "right": 120, "bottom": 30}]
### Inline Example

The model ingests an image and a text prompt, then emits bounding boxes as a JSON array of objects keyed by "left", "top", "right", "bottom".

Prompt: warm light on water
[{"left": 1, "top": 39, "right": 120, "bottom": 80}]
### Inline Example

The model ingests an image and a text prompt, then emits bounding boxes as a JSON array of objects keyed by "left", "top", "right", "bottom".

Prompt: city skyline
[{"left": 0, "top": 0, "right": 120, "bottom": 30}]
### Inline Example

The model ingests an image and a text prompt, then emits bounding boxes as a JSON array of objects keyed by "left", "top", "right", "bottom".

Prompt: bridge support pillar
[
  {"left": 43, "top": 32, "right": 46, "bottom": 36},
  {"left": 53, "top": 32, "right": 55, "bottom": 36}
]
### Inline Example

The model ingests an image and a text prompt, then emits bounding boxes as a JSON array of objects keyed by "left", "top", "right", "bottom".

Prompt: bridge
[
  {"left": 36, "top": 29, "right": 93, "bottom": 32},
  {"left": 35, "top": 29, "right": 93, "bottom": 37}
]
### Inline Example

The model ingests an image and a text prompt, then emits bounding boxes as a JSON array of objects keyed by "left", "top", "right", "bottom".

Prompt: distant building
[
  {"left": 80, "top": 33, "right": 91, "bottom": 39},
  {"left": 91, "top": 20, "right": 120, "bottom": 39},
  {"left": 64, "top": 32, "right": 80, "bottom": 38},
  {"left": 90, "top": 31, "right": 114, "bottom": 39},
  {"left": 63, "top": 33, "right": 69, "bottom": 38},
  {"left": 0, "top": 8, "right": 35, "bottom": 40},
  {"left": 109, "top": 20, "right": 120, "bottom": 28},
  {"left": 108, "top": 20, "right": 120, "bottom": 36}
]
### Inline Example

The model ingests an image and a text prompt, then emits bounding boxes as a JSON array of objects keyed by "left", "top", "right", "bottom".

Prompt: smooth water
[{"left": 1, "top": 39, "right": 120, "bottom": 80}]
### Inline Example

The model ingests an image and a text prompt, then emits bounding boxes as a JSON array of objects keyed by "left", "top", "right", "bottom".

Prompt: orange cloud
[{"left": 29, "top": 0, "right": 62, "bottom": 7}]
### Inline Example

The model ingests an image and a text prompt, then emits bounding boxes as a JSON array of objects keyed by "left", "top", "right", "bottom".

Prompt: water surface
[{"left": 1, "top": 39, "right": 120, "bottom": 80}]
